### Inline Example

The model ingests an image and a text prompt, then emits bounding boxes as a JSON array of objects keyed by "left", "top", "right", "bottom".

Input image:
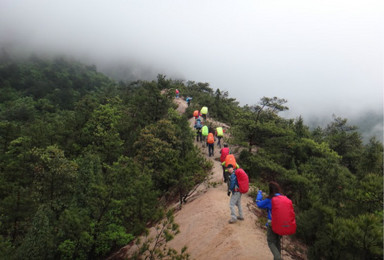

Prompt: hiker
[
  {"left": 222, "top": 154, "right": 239, "bottom": 184},
  {"left": 175, "top": 89, "right": 179, "bottom": 98},
  {"left": 215, "top": 126, "right": 224, "bottom": 148},
  {"left": 186, "top": 96, "right": 192, "bottom": 106},
  {"left": 227, "top": 164, "right": 244, "bottom": 223},
  {"left": 207, "top": 131, "right": 215, "bottom": 157},
  {"left": 201, "top": 125, "right": 209, "bottom": 147},
  {"left": 194, "top": 118, "right": 203, "bottom": 142},
  {"left": 200, "top": 106, "right": 208, "bottom": 121},
  {"left": 220, "top": 144, "right": 230, "bottom": 182},
  {"left": 255, "top": 182, "right": 283, "bottom": 260},
  {"left": 193, "top": 110, "right": 201, "bottom": 119}
]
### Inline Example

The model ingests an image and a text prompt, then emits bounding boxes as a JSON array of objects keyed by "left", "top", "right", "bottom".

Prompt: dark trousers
[
  {"left": 267, "top": 225, "right": 281, "bottom": 260},
  {"left": 217, "top": 136, "right": 222, "bottom": 147},
  {"left": 223, "top": 166, "right": 229, "bottom": 182},
  {"left": 223, "top": 167, "right": 230, "bottom": 190},
  {"left": 208, "top": 143, "right": 214, "bottom": 156},
  {"left": 196, "top": 129, "right": 202, "bottom": 142}
]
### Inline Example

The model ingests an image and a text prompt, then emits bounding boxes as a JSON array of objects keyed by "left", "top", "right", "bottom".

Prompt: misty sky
[{"left": 0, "top": 0, "right": 383, "bottom": 121}]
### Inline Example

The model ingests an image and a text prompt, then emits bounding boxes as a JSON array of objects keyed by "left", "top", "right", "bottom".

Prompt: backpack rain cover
[
  {"left": 271, "top": 195, "right": 297, "bottom": 235},
  {"left": 235, "top": 168, "right": 249, "bottom": 193}
]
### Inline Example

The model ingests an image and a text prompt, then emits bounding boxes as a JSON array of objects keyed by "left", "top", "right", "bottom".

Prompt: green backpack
[
  {"left": 216, "top": 127, "right": 223, "bottom": 137},
  {"left": 202, "top": 125, "right": 209, "bottom": 136},
  {"left": 201, "top": 106, "right": 208, "bottom": 115}
]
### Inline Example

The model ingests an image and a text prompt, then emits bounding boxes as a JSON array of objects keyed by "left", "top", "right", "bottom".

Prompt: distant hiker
[
  {"left": 220, "top": 144, "right": 230, "bottom": 182},
  {"left": 200, "top": 106, "right": 208, "bottom": 121},
  {"left": 215, "top": 126, "right": 224, "bottom": 148},
  {"left": 201, "top": 125, "right": 209, "bottom": 147},
  {"left": 255, "top": 182, "right": 296, "bottom": 260},
  {"left": 186, "top": 97, "right": 192, "bottom": 106},
  {"left": 175, "top": 89, "right": 179, "bottom": 98},
  {"left": 193, "top": 110, "right": 201, "bottom": 119},
  {"left": 227, "top": 164, "right": 246, "bottom": 224},
  {"left": 194, "top": 118, "right": 203, "bottom": 142},
  {"left": 207, "top": 132, "right": 215, "bottom": 157},
  {"left": 209, "top": 126, "right": 215, "bottom": 135}
]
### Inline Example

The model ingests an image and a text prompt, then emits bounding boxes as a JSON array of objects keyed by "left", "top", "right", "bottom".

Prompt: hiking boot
[
  {"left": 237, "top": 216, "right": 244, "bottom": 221},
  {"left": 228, "top": 218, "right": 237, "bottom": 224}
]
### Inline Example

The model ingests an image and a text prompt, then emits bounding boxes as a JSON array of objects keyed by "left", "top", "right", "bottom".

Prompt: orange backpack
[
  {"left": 225, "top": 154, "right": 237, "bottom": 168},
  {"left": 207, "top": 133, "right": 215, "bottom": 144}
]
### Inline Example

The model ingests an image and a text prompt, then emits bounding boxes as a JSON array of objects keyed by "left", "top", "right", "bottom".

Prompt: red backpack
[
  {"left": 234, "top": 168, "right": 249, "bottom": 193},
  {"left": 271, "top": 195, "right": 297, "bottom": 235},
  {"left": 220, "top": 148, "right": 229, "bottom": 162}
]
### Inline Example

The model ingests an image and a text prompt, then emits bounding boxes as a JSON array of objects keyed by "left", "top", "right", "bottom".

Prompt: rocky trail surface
[
  {"left": 116, "top": 98, "right": 303, "bottom": 260},
  {"left": 166, "top": 98, "right": 300, "bottom": 259}
]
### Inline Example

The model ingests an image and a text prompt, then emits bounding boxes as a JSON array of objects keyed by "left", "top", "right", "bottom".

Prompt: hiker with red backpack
[
  {"left": 193, "top": 110, "right": 201, "bottom": 119},
  {"left": 220, "top": 144, "right": 230, "bottom": 182},
  {"left": 255, "top": 181, "right": 296, "bottom": 260},
  {"left": 227, "top": 164, "right": 249, "bottom": 224}
]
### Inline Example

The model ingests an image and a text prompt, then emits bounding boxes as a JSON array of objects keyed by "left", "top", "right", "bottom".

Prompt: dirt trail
[
  {"left": 167, "top": 98, "right": 294, "bottom": 260},
  {"left": 174, "top": 98, "right": 188, "bottom": 115}
]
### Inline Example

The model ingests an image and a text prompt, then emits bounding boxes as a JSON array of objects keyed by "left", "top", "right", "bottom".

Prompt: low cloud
[{"left": 0, "top": 0, "right": 382, "bottom": 140}]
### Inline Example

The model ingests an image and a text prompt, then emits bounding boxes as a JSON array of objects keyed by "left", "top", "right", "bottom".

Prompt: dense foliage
[
  {"left": 181, "top": 81, "right": 383, "bottom": 259},
  {"left": 0, "top": 55, "right": 382, "bottom": 260},
  {"left": 0, "top": 57, "right": 210, "bottom": 259},
  {"left": 232, "top": 102, "right": 383, "bottom": 260}
]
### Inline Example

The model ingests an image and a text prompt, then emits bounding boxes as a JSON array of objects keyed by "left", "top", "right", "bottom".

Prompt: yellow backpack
[
  {"left": 216, "top": 127, "right": 223, "bottom": 137},
  {"left": 200, "top": 106, "right": 208, "bottom": 115},
  {"left": 202, "top": 126, "right": 209, "bottom": 136}
]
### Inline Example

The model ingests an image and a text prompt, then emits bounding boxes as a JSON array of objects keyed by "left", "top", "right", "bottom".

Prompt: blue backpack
[{"left": 195, "top": 119, "right": 202, "bottom": 129}]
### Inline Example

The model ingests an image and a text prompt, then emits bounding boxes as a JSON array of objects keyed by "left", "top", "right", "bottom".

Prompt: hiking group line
[{"left": 185, "top": 90, "right": 296, "bottom": 260}]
